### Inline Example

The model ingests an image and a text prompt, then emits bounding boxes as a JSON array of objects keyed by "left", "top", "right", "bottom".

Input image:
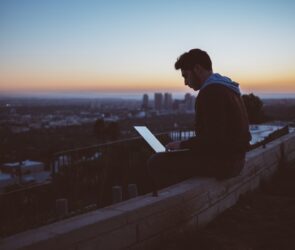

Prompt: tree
[{"left": 242, "top": 93, "right": 265, "bottom": 124}]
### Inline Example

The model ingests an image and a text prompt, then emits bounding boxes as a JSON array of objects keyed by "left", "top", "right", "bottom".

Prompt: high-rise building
[
  {"left": 184, "top": 93, "right": 195, "bottom": 111},
  {"left": 164, "top": 93, "right": 173, "bottom": 110},
  {"left": 142, "top": 94, "right": 149, "bottom": 109},
  {"left": 154, "top": 93, "right": 163, "bottom": 111}
]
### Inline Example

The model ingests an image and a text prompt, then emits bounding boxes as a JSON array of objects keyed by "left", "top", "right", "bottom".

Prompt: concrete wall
[{"left": 1, "top": 132, "right": 295, "bottom": 250}]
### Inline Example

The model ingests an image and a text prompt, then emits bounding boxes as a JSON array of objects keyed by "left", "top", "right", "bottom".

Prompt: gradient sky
[{"left": 0, "top": 0, "right": 295, "bottom": 96}]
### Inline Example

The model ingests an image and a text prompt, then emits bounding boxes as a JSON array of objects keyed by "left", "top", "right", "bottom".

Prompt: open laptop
[{"left": 134, "top": 126, "right": 166, "bottom": 152}]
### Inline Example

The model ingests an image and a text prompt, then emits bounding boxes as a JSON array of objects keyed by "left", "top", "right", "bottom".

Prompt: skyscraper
[
  {"left": 164, "top": 93, "right": 173, "bottom": 110},
  {"left": 154, "top": 93, "right": 163, "bottom": 111},
  {"left": 142, "top": 94, "right": 149, "bottom": 110},
  {"left": 184, "top": 93, "right": 195, "bottom": 111}
]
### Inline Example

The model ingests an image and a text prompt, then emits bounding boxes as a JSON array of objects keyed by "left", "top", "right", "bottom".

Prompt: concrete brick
[
  {"left": 44, "top": 208, "right": 127, "bottom": 248},
  {"left": 267, "top": 161, "right": 279, "bottom": 172},
  {"left": 137, "top": 204, "right": 184, "bottom": 241},
  {"left": 110, "top": 196, "right": 169, "bottom": 224},
  {"left": 127, "top": 226, "right": 178, "bottom": 250},
  {"left": 260, "top": 168, "right": 273, "bottom": 183},
  {"left": 76, "top": 224, "right": 137, "bottom": 250},
  {"left": 245, "top": 154, "right": 265, "bottom": 173},
  {"left": 0, "top": 228, "right": 58, "bottom": 250},
  {"left": 265, "top": 138, "right": 284, "bottom": 149},
  {"left": 180, "top": 178, "right": 215, "bottom": 202},
  {"left": 235, "top": 179, "right": 253, "bottom": 197},
  {"left": 178, "top": 216, "right": 198, "bottom": 233},
  {"left": 181, "top": 192, "right": 210, "bottom": 218},
  {"left": 28, "top": 241, "right": 76, "bottom": 250},
  {"left": 279, "top": 133, "right": 295, "bottom": 146},
  {"left": 222, "top": 175, "right": 245, "bottom": 194},
  {"left": 246, "top": 148, "right": 265, "bottom": 160},
  {"left": 218, "top": 192, "right": 238, "bottom": 214},
  {"left": 111, "top": 185, "right": 185, "bottom": 224},
  {"left": 284, "top": 135, "right": 295, "bottom": 155},
  {"left": 241, "top": 162, "right": 258, "bottom": 179},
  {"left": 197, "top": 202, "right": 219, "bottom": 228},
  {"left": 286, "top": 151, "right": 295, "bottom": 163},
  {"left": 112, "top": 179, "right": 212, "bottom": 224},
  {"left": 207, "top": 182, "right": 227, "bottom": 204},
  {"left": 249, "top": 175, "right": 261, "bottom": 191},
  {"left": 268, "top": 162, "right": 279, "bottom": 173},
  {"left": 263, "top": 147, "right": 281, "bottom": 166}
]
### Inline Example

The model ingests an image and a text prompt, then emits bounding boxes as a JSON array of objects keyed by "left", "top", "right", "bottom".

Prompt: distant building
[
  {"left": 90, "top": 100, "right": 100, "bottom": 110},
  {"left": 172, "top": 99, "right": 181, "bottom": 111},
  {"left": 142, "top": 94, "right": 149, "bottom": 110},
  {"left": 164, "top": 93, "right": 173, "bottom": 110},
  {"left": 184, "top": 93, "right": 195, "bottom": 112},
  {"left": 134, "top": 111, "right": 146, "bottom": 118},
  {"left": 154, "top": 93, "right": 163, "bottom": 111}
]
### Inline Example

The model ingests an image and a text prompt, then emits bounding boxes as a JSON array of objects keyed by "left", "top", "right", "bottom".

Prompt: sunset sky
[{"left": 0, "top": 0, "right": 294, "bottom": 97}]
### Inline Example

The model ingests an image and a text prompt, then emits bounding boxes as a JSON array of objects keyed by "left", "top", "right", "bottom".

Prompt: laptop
[{"left": 134, "top": 126, "right": 166, "bottom": 152}]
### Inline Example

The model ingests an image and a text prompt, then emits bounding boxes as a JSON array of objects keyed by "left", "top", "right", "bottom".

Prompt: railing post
[
  {"left": 56, "top": 198, "right": 68, "bottom": 217},
  {"left": 112, "top": 186, "right": 122, "bottom": 204},
  {"left": 128, "top": 184, "right": 138, "bottom": 199}
]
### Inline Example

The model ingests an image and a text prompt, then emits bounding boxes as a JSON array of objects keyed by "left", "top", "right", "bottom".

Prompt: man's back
[
  {"left": 180, "top": 84, "right": 251, "bottom": 157},
  {"left": 195, "top": 84, "right": 251, "bottom": 157}
]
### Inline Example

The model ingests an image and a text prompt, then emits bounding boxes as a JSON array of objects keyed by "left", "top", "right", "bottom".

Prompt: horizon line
[{"left": 1, "top": 91, "right": 295, "bottom": 100}]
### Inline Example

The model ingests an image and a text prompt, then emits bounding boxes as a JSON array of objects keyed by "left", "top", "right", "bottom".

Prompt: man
[{"left": 148, "top": 48, "right": 251, "bottom": 195}]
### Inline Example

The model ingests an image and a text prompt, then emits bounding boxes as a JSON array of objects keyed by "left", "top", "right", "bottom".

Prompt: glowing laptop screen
[{"left": 134, "top": 126, "right": 166, "bottom": 153}]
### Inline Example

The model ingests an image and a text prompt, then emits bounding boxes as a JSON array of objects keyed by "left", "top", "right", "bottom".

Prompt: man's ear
[{"left": 192, "top": 64, "right": 201, "bottom": 74}]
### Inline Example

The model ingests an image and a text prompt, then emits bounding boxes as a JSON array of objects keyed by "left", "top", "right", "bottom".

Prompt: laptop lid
[{"left": 134, "top": 126, "right": 166, "bottom": 152}]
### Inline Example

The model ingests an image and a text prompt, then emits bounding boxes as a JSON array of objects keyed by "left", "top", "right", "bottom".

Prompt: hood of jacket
[{"left": 200, "top": 73, "right": 241, "bottom": 95}]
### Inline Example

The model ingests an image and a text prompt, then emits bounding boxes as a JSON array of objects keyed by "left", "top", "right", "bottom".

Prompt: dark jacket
[{"left": 181, "top": 84, "right": 251, "bottom": 163}]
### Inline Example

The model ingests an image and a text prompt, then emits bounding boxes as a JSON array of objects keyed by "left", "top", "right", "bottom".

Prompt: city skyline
[{"left": 1, "top": 0, "right": 295, "bottom": 95}]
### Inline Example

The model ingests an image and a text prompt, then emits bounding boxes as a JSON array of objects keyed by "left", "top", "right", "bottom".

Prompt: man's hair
[{"left": 174, "top": 49, "right": 212, "bottom": 71}]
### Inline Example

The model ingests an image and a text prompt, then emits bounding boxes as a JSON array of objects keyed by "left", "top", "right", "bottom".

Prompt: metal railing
[
  {"left": 0, "top": 132, "right": 172, "bottom": 236},
  {"left": 0, "top": 126, "right": 289, "bottom": 236}
]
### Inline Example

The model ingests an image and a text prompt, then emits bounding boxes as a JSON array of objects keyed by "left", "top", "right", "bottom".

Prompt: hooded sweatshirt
[
  {"left": 181, "top": 72, "right": 251, "bottom": 158},
  {"left": 201, "top": 73, "right": 241, "bottom": 95}
]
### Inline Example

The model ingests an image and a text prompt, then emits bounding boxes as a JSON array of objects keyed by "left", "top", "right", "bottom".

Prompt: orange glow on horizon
[{"left": 0, "top": 70, "right": 295, "bottom": 94}]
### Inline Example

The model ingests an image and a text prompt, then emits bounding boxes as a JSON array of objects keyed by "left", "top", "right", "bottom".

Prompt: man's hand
[{"left": 165, "top": 141, "right": 182, "bottom": 151}]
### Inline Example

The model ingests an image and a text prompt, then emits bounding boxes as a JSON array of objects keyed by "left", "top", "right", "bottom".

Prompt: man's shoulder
[
  {"left": 198, "top": 84, "right": 232, "bottom": 98},
  {"left": 201, "top": 83, "right": 232, "bottom": 92}
]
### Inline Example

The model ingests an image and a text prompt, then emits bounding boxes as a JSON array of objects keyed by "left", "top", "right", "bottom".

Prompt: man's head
[{"left": 175, "top": 49, "right": 213, "bottom": 91}]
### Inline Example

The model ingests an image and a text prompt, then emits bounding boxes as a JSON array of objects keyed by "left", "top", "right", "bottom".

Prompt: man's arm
[
  {"left": 165, "top": 140, "right": 182, "bottom": 150},
  {"left": 179, "top": 85, "right": 228, "bottom": 153}
]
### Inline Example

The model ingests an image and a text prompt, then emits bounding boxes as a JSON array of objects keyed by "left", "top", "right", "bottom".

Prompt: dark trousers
[{"left": 147, "top": 149, "right": 245, "bottom": 196}]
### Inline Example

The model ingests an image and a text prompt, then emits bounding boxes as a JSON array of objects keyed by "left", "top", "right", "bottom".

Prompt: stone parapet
[{"left": 1, "top": 132, "right": 295, "bottom": 250}]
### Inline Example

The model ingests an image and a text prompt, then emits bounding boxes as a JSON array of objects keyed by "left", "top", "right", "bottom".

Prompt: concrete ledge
[{"left": 1, "top": 132, "right": 295, "bottom": 250}]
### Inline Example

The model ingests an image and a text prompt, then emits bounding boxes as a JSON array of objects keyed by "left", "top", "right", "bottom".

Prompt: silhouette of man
[{"left": 148, "top": 49, "right": 251, "bottom": 195}]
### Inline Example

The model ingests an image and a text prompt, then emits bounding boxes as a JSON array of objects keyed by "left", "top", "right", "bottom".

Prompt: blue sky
[{"left": 0, "top": 0, "right": 295, "bottom": 95}]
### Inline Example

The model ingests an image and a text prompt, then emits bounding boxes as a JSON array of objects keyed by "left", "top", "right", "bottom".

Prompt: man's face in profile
[{"left": 181, "top": 68, "right": 202, "bottom": 91}]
